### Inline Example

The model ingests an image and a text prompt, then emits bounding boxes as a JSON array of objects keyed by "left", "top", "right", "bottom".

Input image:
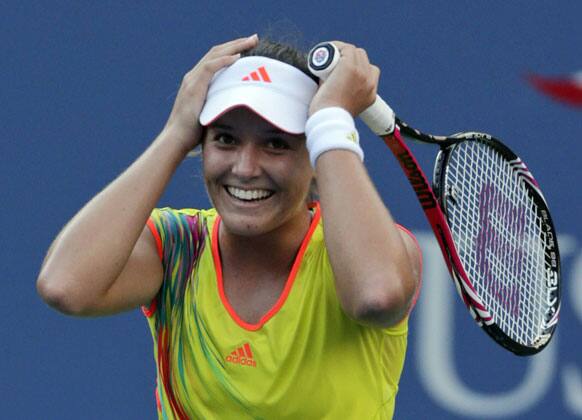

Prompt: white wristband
[{"left": 305, "top": 107, "right": 364, "bottom": 167}]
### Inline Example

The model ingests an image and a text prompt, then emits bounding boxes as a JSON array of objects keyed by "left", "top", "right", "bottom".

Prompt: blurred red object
[{"left": 527, "top": 72, "right": 582, "bottom": 107}]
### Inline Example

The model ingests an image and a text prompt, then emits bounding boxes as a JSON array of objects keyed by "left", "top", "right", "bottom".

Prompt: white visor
[{"left": 199, "top": 56, "right": 318, "bottom": 134}]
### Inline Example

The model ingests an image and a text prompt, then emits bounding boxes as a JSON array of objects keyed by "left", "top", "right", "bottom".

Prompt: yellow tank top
[{"left": 143, "top": 204, "right": 415, "bottom": 419}]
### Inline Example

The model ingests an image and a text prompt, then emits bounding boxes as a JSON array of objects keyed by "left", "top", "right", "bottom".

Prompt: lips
[{"left": 225, "top": 186, "right": 274, "bottom": 202}]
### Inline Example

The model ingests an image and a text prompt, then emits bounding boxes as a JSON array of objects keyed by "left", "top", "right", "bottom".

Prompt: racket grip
[
  {"left": 360, "top": 96, "right": 396, "bottom": 136},
  {"left": 308, "top": 42, "right": 396, "bottom": 136}
]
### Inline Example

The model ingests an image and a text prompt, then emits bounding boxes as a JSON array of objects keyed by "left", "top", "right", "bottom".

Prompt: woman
[{"left": 37, "top": 34, "right": 421, "bottom": 419}]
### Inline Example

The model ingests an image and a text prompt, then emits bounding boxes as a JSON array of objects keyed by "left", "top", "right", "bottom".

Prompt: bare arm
[
  {"left": 309, "top": 42, "right": 421, "bottom": 328},
  {"left": 37, "top": 35, "right": 259, "bottom": 316},
  {"left": 37, "top": 131, "right": 184, "bottom": 316},
  {"left": 315, "top": 152, "right": 420, "bottom": 327}
]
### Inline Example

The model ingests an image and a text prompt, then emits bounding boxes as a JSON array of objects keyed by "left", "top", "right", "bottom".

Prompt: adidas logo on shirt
[
  {"left": 241, "top": 66, "right": 272, "bottom": 82},
  {"left": 226, "top": 343, "right": 256, "bottom": 367}
]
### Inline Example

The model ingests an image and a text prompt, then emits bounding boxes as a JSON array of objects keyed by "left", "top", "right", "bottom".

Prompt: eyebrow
[
  {"left": 210, "top": 123, "right": 290, "bottom": 136},
  {"left": 211, "top": 123, "right": 234, "bottom": 131}
]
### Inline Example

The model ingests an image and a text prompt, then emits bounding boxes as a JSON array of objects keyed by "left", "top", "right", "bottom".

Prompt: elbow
[
  {"left": 351, "top": 296, "right": 406, "bottom": 328},
  {"left": 349, "top": 277, "right": 415, "bottom": 328},
  {"left": 36, "top": 272, "right": 88, "bottom": 316}
]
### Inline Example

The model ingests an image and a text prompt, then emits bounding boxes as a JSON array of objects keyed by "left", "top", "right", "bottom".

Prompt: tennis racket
[{"left": 308, "top": 42, "right": 561, "bottom": 356}]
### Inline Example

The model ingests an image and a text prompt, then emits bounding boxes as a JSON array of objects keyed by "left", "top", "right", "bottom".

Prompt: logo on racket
[
  {"left": 396, "top": 150, "right": 436, "bottom": 209},
  {"left": 476, "top": 183, "right": 524, "bottom": 318},
  {"left": 312, "top": 47, "right": 330, "bottom": 67}
]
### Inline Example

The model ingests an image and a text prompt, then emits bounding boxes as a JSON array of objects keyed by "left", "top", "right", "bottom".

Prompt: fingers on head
[
  {"left": 205, "top": 34, "right": 259, "bottom": 58},
  {"left": 217, "top": 34, "right": 259, "bottom": 52},
  {"left": 191, "top": 35, "right": 259, "bottom": 77},
  {"left": 185, "top": 54, "right": 238, "bottom": 83}
]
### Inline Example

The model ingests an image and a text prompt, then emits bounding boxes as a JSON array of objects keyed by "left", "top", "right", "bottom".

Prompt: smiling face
[{"left": 202, "top": 107, "right": 314, "bottom": 238}]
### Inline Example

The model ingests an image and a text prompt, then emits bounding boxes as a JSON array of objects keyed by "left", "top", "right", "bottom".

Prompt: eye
[
  {"left": 266, "top": 137, "right": 290, "bottom": 150},
  {"left": 213, "top": 132, "right": 236, "bottom": 146}
]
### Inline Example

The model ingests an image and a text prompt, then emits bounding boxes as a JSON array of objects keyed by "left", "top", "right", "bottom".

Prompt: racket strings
[{"left": 443, "top": 141, "right": 547, "bottom": 346}]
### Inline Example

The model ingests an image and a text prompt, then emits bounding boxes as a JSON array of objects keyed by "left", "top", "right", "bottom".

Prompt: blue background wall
[{"left": 2, "top": 1, "right": 580, "bottom": 418}]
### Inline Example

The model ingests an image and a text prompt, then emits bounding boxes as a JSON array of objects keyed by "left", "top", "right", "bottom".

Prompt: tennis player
[{"left": 37, "top": 34, "right": 422, "bottom": 419}]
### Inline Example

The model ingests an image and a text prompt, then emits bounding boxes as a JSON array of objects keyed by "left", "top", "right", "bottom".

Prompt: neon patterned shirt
[{"left": 143, "top": 204, "right": 420, "bottom": 419}]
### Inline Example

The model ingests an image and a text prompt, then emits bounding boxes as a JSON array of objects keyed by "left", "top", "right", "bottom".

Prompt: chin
[{"left": 219, "top": 214, "right": 275, "bottom": 237}]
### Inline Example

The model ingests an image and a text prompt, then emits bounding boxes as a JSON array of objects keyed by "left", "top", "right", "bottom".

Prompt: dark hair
[{"left": 241, "top": 38, "right": 318, "bottom": 83}]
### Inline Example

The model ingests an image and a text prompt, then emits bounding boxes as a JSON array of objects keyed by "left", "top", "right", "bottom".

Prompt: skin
[
  {"left": 202, "top": 109, "right": 315, "bottom": 322},
  {"left": 309, "top": 42, "right": 421, "bottom": 326},
  {"left": 37, "top": 35, "right": 420, "bottom": 328},
  {"left": 202, "top": 109, "right": 313, "bottom": 239}
]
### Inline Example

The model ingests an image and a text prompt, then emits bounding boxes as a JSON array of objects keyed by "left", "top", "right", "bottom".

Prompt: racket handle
[{"left": 308, "top": 42, "right": 396, "bottom": 135}]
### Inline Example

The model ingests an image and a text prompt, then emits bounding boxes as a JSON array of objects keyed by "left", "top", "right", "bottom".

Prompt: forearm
[
  {"left": 38, "top": 36, "right": 260, "bottom": 316},
  {"left": 316, "top": 150, "right": 417, "bottom": 327},
  {"left": 38, "top": 128, "right": 187, "bottom": 304}
]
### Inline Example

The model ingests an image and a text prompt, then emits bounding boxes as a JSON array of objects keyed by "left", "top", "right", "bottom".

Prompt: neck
[{"left": 218, "top": 209, "right": 313, "bottom": 272}]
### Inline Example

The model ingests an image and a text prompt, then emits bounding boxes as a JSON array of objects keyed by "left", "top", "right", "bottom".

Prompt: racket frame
[{"left": 385, "top": 121, "right": 561, "bottom": 356}]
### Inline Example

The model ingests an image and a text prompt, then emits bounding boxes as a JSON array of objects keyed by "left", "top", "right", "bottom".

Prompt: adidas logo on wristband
[
  {"left": 306, "top": 107, "right": 364, "bottom": 166},
  {"left": 346, "top": 131, "right": 359, "bottom": 144}
]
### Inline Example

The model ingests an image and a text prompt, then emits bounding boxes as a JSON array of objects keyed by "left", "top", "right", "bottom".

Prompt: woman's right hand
[{"left": 164, "top": 34, "right": 259, "bottom": 153}]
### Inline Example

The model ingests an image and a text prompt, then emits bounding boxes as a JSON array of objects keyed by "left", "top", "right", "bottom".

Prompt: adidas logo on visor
[{"left": 242, "top": 66, "right": 271, "bottom": 82}]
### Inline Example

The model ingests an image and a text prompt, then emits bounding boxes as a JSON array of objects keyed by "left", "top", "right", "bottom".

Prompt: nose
[{"left": 231, "top": 143, "right": 262, "bottom": 179}]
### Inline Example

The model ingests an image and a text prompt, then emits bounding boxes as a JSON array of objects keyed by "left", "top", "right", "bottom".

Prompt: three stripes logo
[
  {"left": 346, "top": 131, "right": 358, "bottom": 144},
  {"left": 242, "top": 66, "right": 271, "bottom": 83},
  {"left": 226, "top": 343, "right": 256, "bottom": 367}
]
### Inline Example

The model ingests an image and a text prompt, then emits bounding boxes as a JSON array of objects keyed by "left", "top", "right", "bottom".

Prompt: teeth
[{"left": 227, "top": 186, "right": 273, "bottom": 201}]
